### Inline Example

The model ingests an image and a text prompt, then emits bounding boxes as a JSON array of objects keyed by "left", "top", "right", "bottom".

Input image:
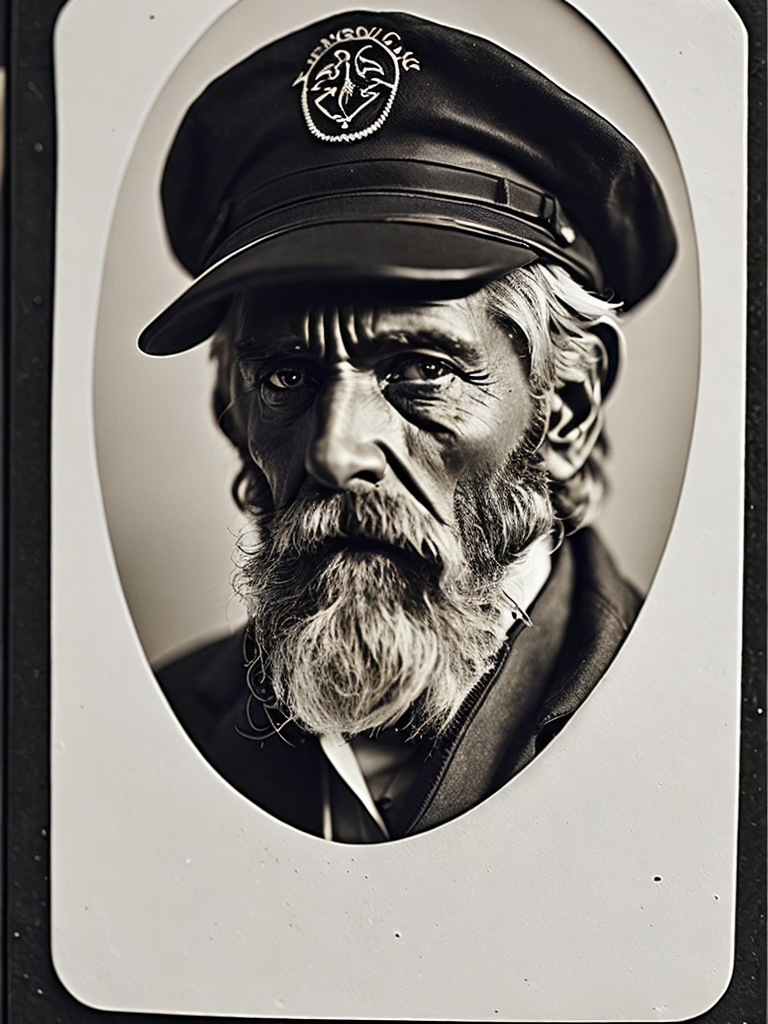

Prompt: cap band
[
  {"left": 221, "top": 160, "right": 573, "bottom": 250},
  {"left": 201, "top": 160, "right": 598, "bottom": 288},
  {"left": 203, "top": 193, "right": 599, "bottom": 289}
]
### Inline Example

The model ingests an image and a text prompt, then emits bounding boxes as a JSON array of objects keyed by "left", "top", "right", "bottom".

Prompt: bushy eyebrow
[
  {"left": 361, "top": 330, "right": 486, "bottom": 366},
  {"left": 232, "top": 334, "right": 306, "bottom": 362}
]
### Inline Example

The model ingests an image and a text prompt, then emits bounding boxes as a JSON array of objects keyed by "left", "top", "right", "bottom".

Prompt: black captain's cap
[{"left": 139, "top": 10, "right": 677, "bottom": 355}]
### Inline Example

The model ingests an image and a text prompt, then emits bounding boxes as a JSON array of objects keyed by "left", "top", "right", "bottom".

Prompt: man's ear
[{"left": 540, "top": 342, "right": 608, "bottom": 482}]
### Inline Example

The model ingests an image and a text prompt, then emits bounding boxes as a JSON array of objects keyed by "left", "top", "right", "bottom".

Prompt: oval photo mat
[{"left": 50, "top": 0, "right": 743, "bottom": 1019}]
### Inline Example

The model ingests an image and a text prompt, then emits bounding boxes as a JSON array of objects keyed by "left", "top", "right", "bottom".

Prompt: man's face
[
  {"left": 234, "top": 292, "right": 536, "bottom": 524},
  {"left": 229, "top": 289, "right": 554, "bottom": 737}
]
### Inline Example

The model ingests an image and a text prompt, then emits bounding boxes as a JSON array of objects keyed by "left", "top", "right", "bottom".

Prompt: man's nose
[{"left": 304, "top": 375, "right": 388, "bottom": 489}]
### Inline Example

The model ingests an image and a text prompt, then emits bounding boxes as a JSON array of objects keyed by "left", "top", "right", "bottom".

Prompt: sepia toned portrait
[
  {"left": 50, "top": 0, "right": 746, "bottom": 1018},
  {"left": 136, "top": 6, "right": 682, "bottom": 844}
]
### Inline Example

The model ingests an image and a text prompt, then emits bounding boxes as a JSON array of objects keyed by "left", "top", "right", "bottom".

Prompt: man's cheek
[
  {"left": 248, "top": 431, "right": 311, "bottom": 508},
  {"left": 467, "top": 398, "right": 539, "bottom": 471},
  {"left": 429, "top": 421, "right": 516, "bottom": 483}
]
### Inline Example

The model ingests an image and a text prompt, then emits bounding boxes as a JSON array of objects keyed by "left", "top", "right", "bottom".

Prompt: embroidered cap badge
[{"left": 293, "top": 25, "right": 420, "bottom": 143}]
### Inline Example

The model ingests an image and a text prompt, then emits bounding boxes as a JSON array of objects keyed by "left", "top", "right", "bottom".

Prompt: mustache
[{"left": 256, "top": 488, "right": 459, "bottom": 567}]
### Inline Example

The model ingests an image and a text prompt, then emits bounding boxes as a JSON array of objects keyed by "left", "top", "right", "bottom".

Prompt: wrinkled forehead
[{"left": 227, "top": 287, "right": 504, "bottom": 357}]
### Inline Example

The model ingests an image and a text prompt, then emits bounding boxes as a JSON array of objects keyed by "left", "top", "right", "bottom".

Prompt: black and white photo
[{"left": 46, "top": 1, "right": 748, "bottom": 1018}]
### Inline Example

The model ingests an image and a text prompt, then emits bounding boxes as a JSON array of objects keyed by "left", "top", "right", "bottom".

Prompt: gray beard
[{"left": 235, "top": 452, "right": 555, "bottom": 738}]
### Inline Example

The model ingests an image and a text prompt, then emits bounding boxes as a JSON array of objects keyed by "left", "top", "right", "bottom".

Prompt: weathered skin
[{"left": 233, "top": 294, "right": 536, "bottom": 530}]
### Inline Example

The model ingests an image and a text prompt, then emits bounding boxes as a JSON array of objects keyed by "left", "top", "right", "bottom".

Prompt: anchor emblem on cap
[{"left": 294, "top": 26, "right": 420, "bottom": 143}]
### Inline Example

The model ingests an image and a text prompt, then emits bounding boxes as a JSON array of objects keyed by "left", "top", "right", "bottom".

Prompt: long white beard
[{"left": 235, "top": 457, "right": 554, "bottom": 738}]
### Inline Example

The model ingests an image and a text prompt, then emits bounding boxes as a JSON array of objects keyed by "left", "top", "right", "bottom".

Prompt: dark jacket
[{"left": 156, "top": 528, "right": 640, "bottom": 841}]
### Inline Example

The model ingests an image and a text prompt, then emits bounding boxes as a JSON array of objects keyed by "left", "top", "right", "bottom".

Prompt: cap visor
[{"left": 139, "top": 221, "right": 537, "bottom": 354}]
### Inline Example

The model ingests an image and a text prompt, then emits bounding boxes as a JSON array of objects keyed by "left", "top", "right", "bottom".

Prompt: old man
[{"left": 140, "top": 10, "right": 675, "bottom": 842}]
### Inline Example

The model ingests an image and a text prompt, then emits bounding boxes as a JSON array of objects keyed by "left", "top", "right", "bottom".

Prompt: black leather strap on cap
[
  {"left": 212, "top": 160, "right": 579, "bottom": 263},
  {"left": 203, "top": 190, "right": 599, "bottom": 291}
]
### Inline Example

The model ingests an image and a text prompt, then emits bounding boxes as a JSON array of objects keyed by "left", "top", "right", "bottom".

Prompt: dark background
[{"left": 4, "top": 0, "right": 765, "bottom": 1020}]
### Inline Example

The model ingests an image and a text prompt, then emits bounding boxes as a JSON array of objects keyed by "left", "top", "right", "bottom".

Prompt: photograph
[{"left": 39, "top": 0, "right": 752, "bottom": 1018}]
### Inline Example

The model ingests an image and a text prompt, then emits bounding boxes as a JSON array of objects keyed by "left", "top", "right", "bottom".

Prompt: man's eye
[
  {"left": 257, "top": 364, "right": 320, "bottom": 408},
  {"left": 265, "top": 367, "right": 308, "bottom": 389},
  {"left": 387, "top": 358, "right": 454, "bottom": 384}
]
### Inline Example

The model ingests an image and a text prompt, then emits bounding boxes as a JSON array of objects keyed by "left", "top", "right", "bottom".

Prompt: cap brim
[{"left": 139, "top": 221, "right": 538, "bottom": 355}]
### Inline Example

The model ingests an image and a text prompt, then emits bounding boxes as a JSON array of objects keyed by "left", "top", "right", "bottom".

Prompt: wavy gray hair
[{"left": 484, "top": 263, "right": 623, "bottom": 531}]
